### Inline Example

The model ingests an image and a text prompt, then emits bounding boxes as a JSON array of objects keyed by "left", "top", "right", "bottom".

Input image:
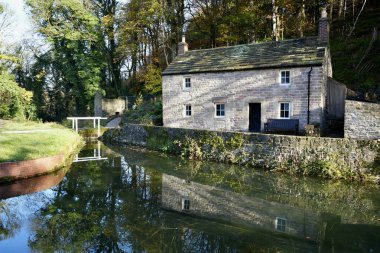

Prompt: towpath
[{"left": 105, "top": 117, "right": 121, "bottom": 128}]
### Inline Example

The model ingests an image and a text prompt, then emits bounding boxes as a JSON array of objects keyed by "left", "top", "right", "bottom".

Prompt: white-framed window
[
  {"left": 279, "top": 102, "right": 291, "bottom": 119},
  {"left": 183, "top": 77, "right": 191, "bottom": 89},
  {"left": 275, "top": 217, "right": 287, "bottom": 232},
  {"left": 280, "top": 70, "right": 291, "bottom": 85},
  {"left": 185, "top": 105, "right": 192, "bottom": 117},
  {"left": 215, "top": 103, "right": 225, "bottom": 117},
  {"left": 182, "top": 198, "right": 190, "bottom": 210}
]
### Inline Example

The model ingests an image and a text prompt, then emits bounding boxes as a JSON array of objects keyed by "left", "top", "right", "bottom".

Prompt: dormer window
[
  {"left": 184, "top": 77, "right": 191, "bottom": 89},
  {"left": 280, "top": 70, "right": 291, "bottom": 85}
]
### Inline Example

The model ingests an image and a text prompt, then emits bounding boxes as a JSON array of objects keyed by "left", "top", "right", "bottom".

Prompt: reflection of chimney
[
  {"left": 318, "top": 7, "right": 329, "bottom": 44},
  {"left": 178, "top": 35, "right": 188, "bottom": 55}
]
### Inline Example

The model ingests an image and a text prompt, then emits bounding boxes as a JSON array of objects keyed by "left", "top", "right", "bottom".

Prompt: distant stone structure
[
  {"left": 94, "top": 91, "right": 127, "bottom": 117},
  {"left": 344, "top": 100, "right": 380, "bottom": 140}
]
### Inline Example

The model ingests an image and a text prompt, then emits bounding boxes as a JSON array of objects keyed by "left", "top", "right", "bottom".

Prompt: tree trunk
[
  {"left": 299, "top": 0, "right": 306, "bottom": 38},
  {"left": 272, "top": 0, "right": 279, "bottom": 41},
  {"left": 339, "top": 0, "right": 344, "bottom": 19}
]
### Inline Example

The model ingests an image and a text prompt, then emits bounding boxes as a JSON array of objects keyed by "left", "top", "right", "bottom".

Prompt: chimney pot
[
  {"left": 321, "top": 7, "right": 327, "bottom": 18},
  {"left": 178, "top": 35, "right": 189, "bottom": 55}
]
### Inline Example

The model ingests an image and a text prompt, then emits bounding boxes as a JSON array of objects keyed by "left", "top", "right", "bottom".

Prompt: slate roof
[{"left": 163, "top": 37, "right": 327, "bottom": 75}]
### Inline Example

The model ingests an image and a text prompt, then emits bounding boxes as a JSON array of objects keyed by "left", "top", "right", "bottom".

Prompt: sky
[
  {"left": 0, "top": 0, "right": 129, "bottom": 46},
  {"left": 0, "top": 0, "right": 34, "bottom": 45}
]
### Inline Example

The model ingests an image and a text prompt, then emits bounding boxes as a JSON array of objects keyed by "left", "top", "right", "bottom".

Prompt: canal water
[{"left": 0, "top": 142, "right": 379, "bottom": 252}]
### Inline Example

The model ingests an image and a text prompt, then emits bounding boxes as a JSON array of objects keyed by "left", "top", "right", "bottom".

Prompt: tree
[
  {"left": 0, "top": 72, "right": 36, "bottom": 119},
  {"left": 117, "top": 0, "right": 163, "bottom": 93},
  {"left": 0, "top": 4, "right": 36, "bottom": 120},
  {"left": 25, "top": 0, "right": 105, "bottom": 118},
  {"left": 91, "top": 0, "right": 123, "bottom": 97},
  {"left": 143, "top": 64, "right": 162, "bottom": 95}
]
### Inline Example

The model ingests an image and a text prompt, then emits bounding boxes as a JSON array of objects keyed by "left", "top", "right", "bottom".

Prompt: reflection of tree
[
  {"left": 0, "top": 202, "right": 20, "bottom": 240},
  {"left": 26, "top": 144, "right": 380, "bottom": 252},
  {"left": 27, "top": 150, "right": 307, "bottom": 252},
  {"left": 110, "top": 145, "right": 380, "bottom": 224}
]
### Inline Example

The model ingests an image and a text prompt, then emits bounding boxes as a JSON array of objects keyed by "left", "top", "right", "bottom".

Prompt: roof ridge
[
  {"left": 186, "top": 36, "right": 319, "bottom": 53},
  {"left": 164, "top": 35, "right": 325, "bottom": 75}
]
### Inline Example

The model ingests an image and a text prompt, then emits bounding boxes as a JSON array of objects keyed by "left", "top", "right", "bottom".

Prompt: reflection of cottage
[
  {"left": 162, "top": 9, "right": 346, "bottom": 134},
  {"left": 161, "top": 173, "right": 380, "bottom": 249},
  {"left": 161, "top": 174, "right": 326, "bottom": 241}
]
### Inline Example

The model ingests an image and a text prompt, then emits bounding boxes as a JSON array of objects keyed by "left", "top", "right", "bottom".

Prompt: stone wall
[
  {"left": 102, "top": 124, "right": 380, "bottom": 183},
  {"left": 345, "top": 100, "right": 380, "bottom": 140},
  {"left": 102, "top": 98, "right": 127, "bottom": 116},
  {"left": 163, "top": 66, "right": 326, "bottom": 132},
  {"left": 94, "top": 92, "right": 103, "bottom": 117},
  {"left": 94, "top": 92, "right": 127, "bottom": 117}
]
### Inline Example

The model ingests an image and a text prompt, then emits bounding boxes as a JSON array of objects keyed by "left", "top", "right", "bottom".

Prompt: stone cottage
[{"left": 162, "top": 9, "right": 334, "bottom": 133}]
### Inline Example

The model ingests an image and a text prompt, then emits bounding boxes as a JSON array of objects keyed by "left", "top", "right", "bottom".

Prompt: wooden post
[
  {"left": 93, "top": 118, "right": 96, "bottom": 128},
  {"left": 75, "top": 118, "right": 78, "bottom": 133},
  {"left": 72, "top": 119, "right": 74, "bottom": 129},
  {"left": 97, "top": 141, "right": 101, "bottom": 158},
  {"left": 97, "top": 118, "right": 100, "bottom": 137}
]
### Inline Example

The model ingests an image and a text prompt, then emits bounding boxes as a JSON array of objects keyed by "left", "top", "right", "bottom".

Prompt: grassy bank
[{"left": 0, "top": 120, "right": 83, "bottom": 163}]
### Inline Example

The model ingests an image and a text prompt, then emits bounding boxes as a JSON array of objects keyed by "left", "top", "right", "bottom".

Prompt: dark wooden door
[{"left": 249, "top": 103, "right": 261, "bottom": 132}]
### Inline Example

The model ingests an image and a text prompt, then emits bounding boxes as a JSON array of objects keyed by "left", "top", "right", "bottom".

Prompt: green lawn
[{"left": 0, "top": 120, "right": 82, "bottom": 163}]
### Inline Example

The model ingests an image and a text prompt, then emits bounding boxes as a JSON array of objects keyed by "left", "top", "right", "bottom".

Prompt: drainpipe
[{"left": 307, "top": 67, "right": 313, "bottom": 124}]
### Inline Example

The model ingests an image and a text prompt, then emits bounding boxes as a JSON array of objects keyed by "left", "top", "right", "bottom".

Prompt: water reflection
[
  {"left": 161, "top": 173, "right": 380, "bottom": 252},
  {"left": 74, "top": 141, "right": 107, "bottom": 162},
  {"left": 162, "top": 173, "right": 326, "bottom": 240},
  {"left": 0, "top": 143, "right": 379, "bottom": 252},
  {"left": 0, "top": 169, "right": 66, "bottom": 200}
]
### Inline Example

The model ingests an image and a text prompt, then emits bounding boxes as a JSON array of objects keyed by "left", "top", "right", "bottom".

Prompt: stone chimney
[
  {"left": 178, "top": 35, "right": 188, "bottom": 55},
  {"left": 318, "top": 7, "right": 329, "bottom": 44}
]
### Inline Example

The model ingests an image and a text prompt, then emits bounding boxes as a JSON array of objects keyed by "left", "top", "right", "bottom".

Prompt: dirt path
[
  {"left": 106, "top": 117, "right": 121, "bottom": 128},
  {"left": 1, "top": 130, "right": 52, "bottom": 134}
]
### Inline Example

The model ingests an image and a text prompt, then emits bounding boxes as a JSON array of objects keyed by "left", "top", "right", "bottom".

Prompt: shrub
[
  {"left": 0, "top": 73, "right": 36, "bottom": 120},
  {"left": 122, "top": 97, "right": 162, "bottom": 126}
]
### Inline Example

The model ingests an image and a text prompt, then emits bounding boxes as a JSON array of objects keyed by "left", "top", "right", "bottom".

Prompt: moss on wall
[{"left": 102, "top": 124, "right": 380, "bottom": 183}]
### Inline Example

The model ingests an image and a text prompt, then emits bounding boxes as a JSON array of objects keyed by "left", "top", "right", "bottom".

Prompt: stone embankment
[{"left": 102, "top": 124, "right": 380, "bottom": 183}]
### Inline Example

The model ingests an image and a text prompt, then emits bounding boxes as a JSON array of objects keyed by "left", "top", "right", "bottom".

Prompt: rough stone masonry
[
  {"left": 102, "top": 124, "right": 380, "bottom": 183},
  {"left": 163, "top": 66, "right": 328, "bottom": 132},
  {"left": 344, "top": 100, "right": 380, "bottom": 140}
]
